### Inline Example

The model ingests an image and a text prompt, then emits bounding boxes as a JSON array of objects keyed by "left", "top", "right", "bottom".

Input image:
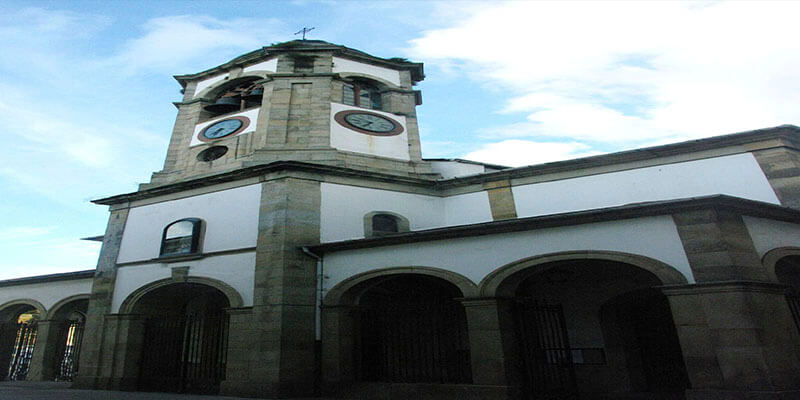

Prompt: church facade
[{"left": 1, "top": 40, "right": 800, "bottom": 399}]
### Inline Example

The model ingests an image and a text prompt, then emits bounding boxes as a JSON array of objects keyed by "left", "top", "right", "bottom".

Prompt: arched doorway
[
  {"left": 48, "top": 297, "right": 88, "bottom": 381},
  {"left": 130, "top": 283, "right": 230, "bottom": 394},
  {"left": 0, "top": 304, "right": 41, "bottom": 381},
  {"left": 506, "top": 259, "right": 689, "bottom": 399},
  {"left": 355, "top": 274, "right": 472, "bottom": 384}
]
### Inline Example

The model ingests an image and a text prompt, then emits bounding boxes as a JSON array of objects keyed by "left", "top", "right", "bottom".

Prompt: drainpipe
[
  {"left": 301, "top": 246, "right": 324, "bottom": 341},
  {"left": 301, "top": 246, "right": 324, "bottom": 395}
]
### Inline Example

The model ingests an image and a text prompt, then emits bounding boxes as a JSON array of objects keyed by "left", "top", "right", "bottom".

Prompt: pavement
[{"left": 0, "top": 381, "right": 330, "bottom": 400}]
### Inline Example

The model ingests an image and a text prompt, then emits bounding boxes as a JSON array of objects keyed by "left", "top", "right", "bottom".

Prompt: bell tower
[{"left": 146, "top": 40, "right": 429, "bottom": 188}]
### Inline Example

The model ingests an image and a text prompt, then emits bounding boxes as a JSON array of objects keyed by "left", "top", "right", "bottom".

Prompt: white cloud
[
  {"left": 0, "top": 226, "right": 55, "bottom": 241},
  {"left": 410, "top": 1, "right": 800, "bottom": 149},
  {"left": 111, "top": 15, "right": 288, "bottom": 74},
  {"left": 463, "top": 140, "right": 602, "bottom": 167}
]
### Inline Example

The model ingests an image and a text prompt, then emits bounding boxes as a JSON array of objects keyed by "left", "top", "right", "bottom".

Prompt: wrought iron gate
[
  {"left": 359, "top": 301, "right": 472, "bottom": 384},
  {"left": 787, "top": 291, "right": 800, "bottom": 334},
  {"left": 513, "top": 300, "right": 578, "bottom": 400},
  {"left": 6, "top": 322, "right": 38, "bottom": 381},
  {"left": 138, "top": 313, "right": 228, "bottom": 394},
  {"left": 54, "top": 320, "right": 84, "bottom": 381}
]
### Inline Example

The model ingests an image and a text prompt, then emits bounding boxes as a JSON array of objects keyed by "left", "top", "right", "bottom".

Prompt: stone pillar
[
  {"left": 670, "top": 207, "right": 800, "bottom": 398},
  {"left": 73, "top": 206, "right": 129, "bottom": 389},
  {"left": 220, "top": 177, "right": 320, "bottom": 398},
  {"left": 320, "top": 305, "right": 358, "bottom": 388},
  {"left": 26, "top": 320, "right": 60, "bottom": 381},
  {"left": 219, "top": 307, "right": 255, "bottom": 394},
  {"left": 664, "top": 282, "right": 800, "bottom": 399},
  {"left": 95, "top": 314, "right": 146, "bottom": 390},
  {"left": 460, "top": 298, "right": 522, "bottom": 389}
]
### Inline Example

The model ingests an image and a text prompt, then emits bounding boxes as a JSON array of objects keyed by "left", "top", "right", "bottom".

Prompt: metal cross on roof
[{"left": 294, "top": 27, "right": 315, "bottom": 40}]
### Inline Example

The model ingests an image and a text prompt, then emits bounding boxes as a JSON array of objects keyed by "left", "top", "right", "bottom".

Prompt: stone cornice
[
  {"left": 0, "top": 270, "right": 94, "bottom": 287},
  {"left": 174, "top": 40, "right": 424, "bottom": 86},
  {"left": 308, "top": 195, "right": 800, "bottom": 253},
  {"left": 92, "top": 161, "right": 437, "bottom": 205}
]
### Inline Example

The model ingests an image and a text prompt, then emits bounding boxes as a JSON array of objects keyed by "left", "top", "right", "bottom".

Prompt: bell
[
  {"left": 204, "top": 96, "right": 240, "bottom": 113},
  {"left": 243, "top": 87, "right": 264, "bottom": 101}
]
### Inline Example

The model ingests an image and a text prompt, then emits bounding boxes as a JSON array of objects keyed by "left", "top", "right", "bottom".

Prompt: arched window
[
  {"left": 160, "top": 218, "right": 203, "bottom": 257},
  {"left": 364, "top": 212, "right": 409, "bottom": 237},
  {"left": 203, "top": 78, "right": 263, "bottom": 117},
  {"left": 343, "top": 80, "right": 382, "bottom": 110}
]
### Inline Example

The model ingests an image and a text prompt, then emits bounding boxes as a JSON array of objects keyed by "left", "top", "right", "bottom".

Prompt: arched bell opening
[
  {"left": 201, "top": 77, "right": 263, "bottom": 121},
  {"left": 0, "top": 304, "right": 41, "bottom": 381},
  {"left": 774, "top": 255, "right": 800, "bottom": 333},
  {"left": 48, "top": 298, "right": 88, "bottom": 382},
  {"left": 508, "top": 259, "right": 689, "bottom": 399},
  {"left": 131, "top": 283, "right": 230, "bottom": 395},
  {"left": 354, "top": 274, "right": 472, "bottom": 384}
]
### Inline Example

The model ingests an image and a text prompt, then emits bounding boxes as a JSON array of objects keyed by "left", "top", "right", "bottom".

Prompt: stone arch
[
  {"left": 762, "top": 247, "right": 800, "bottom": 283},
  {"left": 324, "top": 266, "right": 479, "bottom": 306},
  {"left": 197, "top": 74, "right": 267, "bottom": 101},
  {"left": 47, "top": 294, "right": 90, "bottom": 321},
  {"left": 480, "top": 250, "right": 688, "bottom": 298},
  {"left": 118, "top": 276, "right": 244, "bottom": 314},
  {"left": 337, "top": 72, "right": 400, "bottom": 91},
  {"left": 0, "top": 299, "right": 46, "bottom": 321}
]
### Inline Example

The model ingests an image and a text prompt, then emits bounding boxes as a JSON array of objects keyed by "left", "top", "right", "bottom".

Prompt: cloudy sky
[{"left": 1, "top": 1, "right": 798, "bottom": 279}]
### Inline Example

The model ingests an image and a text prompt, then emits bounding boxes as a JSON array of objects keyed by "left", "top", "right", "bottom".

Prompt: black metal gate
[
  {"left": 6, "top": 322, "right": 38, "bottom": 381},
  {"left": 138, "top": 313, "right": 228, "bottom": 394},
  {"left": 787, "top": 291, "right": 800, "bottom": 334},
  {"left": 514, "top": 300, "right": 578, "bottom": 400},
  {"left": 54, "top": 320, "right": 84, "bottom": 381},
  {"left": 359, "top": 301, "right": 472, "bottom": 384}
]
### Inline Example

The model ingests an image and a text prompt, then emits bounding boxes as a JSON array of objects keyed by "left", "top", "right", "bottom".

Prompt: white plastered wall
[
  {"left": 332, "top": 57, "right": 401, "bottom": 86},
  {"left": 117, "top": 184, "right": 261, "bottom": 263},
  {"left": 513, "top": 153, "right": 779, "bottom": 218},
  {"left": 0, "top": 278, "right": 92, "bottom": 315},
  {"left": 322, "top": 215, "right": 695, "bottom": 294},
  {"left": 190, "top": 108, "right": 260, "bottom": 147},
  {"left": 428, "top": 161, "right": 487, "bottom": 179},
  {"left": 111, "top": 252, "right": 256, "bottom": 313},
  {"left": 320, "top": 182, "right": 492, "bottom": 242},
  {"left": 329, "top": 103, "right": 409, "bottom": 161},
  {"left": 242, "top": 58, "right": 277, "bottom": 74},
  {"left": 744, "top": 216, "right": 800, "bottom": 257},
  {"left": 194, "top": 72, "right": 230, "bottom": 99}
]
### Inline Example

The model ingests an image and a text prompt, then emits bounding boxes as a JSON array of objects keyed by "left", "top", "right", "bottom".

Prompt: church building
[{"left": 1, "top": 40, "right": 800, "bottom": 400}]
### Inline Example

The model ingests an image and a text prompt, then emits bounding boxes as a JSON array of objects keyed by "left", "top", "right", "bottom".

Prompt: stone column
[
  {"left": 220, "top": 177, "right": 320, "bottom": 398},
  {"left": 219, "top": 307, "right": 255, "bottom": 393},
  {"left": 460, "top": 298, "right": 522, "bottom": 389},
  {"left": 669, "top": 207, "right": 800, "bottom": 398},
  {"left": 97, "top": 314, "right": 146, "bottom": 391},
  {"left": 72, "top": 206, "right": 129, "bottom": 389},
  {"left": 25, "top": 320, "right": 60, "bottom": 381},
  {"left": 320, "top": 305, "right": 358, "bottom": 388},
  {"left": 664, "top": 282, "right": 800, "bottom": 399}
]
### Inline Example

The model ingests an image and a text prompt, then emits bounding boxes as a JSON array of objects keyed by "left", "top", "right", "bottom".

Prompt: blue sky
[{"left": 1, "top": 1, "right": 799, "bottom": 279}]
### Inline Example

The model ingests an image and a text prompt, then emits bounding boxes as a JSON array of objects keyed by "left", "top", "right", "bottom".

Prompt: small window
[
  {"left": 160, "top": 218, "right": 202, "bottom": 257},
  {"left": 343, "top": 81, "right": 382, "bottom": 110},
  {"left": 364, "top": 212, "right": 409, "bottom": 238}
]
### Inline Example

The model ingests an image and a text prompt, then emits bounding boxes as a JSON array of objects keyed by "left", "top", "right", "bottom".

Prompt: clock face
[
  {"left": 334, "top": 110, "right": 404, "bottom": 136},
  {"left": 198, "top": 116, "right": 249, "bottom": 142}
]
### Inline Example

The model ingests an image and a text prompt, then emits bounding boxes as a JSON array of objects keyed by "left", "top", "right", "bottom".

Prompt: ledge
[
  {"left": 0, "top": 270, "right": 95, "bottom": 287},
  {"left": 309, "top": 195, "right": 800, "bottom": 253}
]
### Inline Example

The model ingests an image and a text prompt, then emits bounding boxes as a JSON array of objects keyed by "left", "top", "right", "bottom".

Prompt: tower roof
[{"left": 174, "top": 40, "right": 424, "bottom": 86}]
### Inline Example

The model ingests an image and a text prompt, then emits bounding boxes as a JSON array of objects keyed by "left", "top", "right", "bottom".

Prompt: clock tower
[{"left": 146, "top": 40, "right": 430, "bottom": 188}]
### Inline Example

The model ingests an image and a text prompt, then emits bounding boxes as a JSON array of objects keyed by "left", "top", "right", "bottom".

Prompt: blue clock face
[{"left": 201, "top": 118, "right": 244, "bottom": 140}]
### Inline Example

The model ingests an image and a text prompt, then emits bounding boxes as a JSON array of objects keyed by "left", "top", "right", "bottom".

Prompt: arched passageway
[
  {"left": 357, "top": 275, "right": 472, "bottom": 384},
  {"left": 507, "top": 259, "right": 689, "bottom": 399},
  {"left": 0, "top": 304, "right": 41, "bottom": 381},
  {"left": 47, "top": 297, "right": 88, "bottom": 381},
  {"left": 131, "top": 283, "right": 230, "bottom": 395}
]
